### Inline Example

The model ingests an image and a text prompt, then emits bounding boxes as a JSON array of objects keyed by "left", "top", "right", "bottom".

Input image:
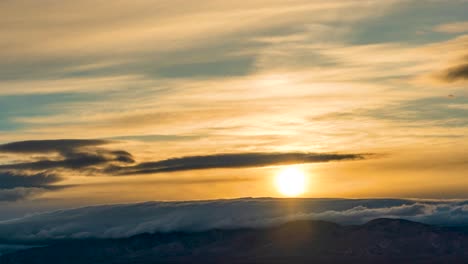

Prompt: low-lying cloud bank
[{"left": 0, "top": 198, "right": 467, "bottom": 243}]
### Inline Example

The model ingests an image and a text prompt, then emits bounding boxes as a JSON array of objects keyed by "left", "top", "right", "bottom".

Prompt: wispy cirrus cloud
[
  {"left": 434, "top": 21, "right": 468, "bottom": 34},
  {"left": 0, "top": 0, "right": 467, "bottom": 207}
]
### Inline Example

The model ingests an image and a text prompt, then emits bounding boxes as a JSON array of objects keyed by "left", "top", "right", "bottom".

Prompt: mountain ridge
[{"left": 1, "top": 218, "right": 467, "bottom": 264}]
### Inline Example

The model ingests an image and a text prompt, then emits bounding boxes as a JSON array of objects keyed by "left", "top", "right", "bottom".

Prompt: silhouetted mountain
[{"left": 1, "top": 218, "right": 467, "bottom": 264}]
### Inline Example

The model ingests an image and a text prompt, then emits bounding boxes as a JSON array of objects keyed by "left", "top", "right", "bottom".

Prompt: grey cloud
[
  {"left": 0, "top": 172, "right": 67, "bottom": 202},
  {"left": 0, "top": 198, "right": 467, "bottom": 243},
  {"left": 0, "top": 139, "right": 369, "bottom": 202},
  {"left": 445, "top": 63, "right": 468, "bottom": 81},
  {"left": 0, "top": 139, "right": 134, "bottom": 172},
  {"left": 109, "top": 152, "right": 365, "bottom": 175},
  {"left": 156, "top": 57, "right": 255, "bottom": 78},
  {"left": 0, "top": 139, "right": 110, "bottom": 154},
  {"left": 315, "top": 96, "right": 468, "bottom": 128},
  {"left": 0, "top": 172, "right": 62, "bottom": 189},
  {"left": 0, "top": 139, "right": 134, "bottom": 201},
  {"left": 0, "top": 188, "right": 47, "bottom": 202},
  {"left": 367, "top": 97, "right": 468, "bottom": 127},
  {"left": 106, "top": 134, "right": 203, "bottom": 142},
  {"left": 0, "top": 150, "right": 134, "bottom": 171},
  {"left": 1, "top": 140, "right": 367, "bottom": 177}
]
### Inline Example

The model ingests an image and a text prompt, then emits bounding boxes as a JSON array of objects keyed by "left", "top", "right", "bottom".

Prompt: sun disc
[{"left": 275, "top": 167, "right": 307, "bottom": 197}]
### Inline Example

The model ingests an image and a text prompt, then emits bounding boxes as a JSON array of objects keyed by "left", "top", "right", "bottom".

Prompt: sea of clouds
[{"left": 0, "top": 198, "right": 467, "bottom": 243}]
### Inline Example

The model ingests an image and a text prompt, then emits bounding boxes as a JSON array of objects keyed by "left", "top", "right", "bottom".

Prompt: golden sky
[{"left": 0, "top": 0, "right": 467, "bottom": 213}]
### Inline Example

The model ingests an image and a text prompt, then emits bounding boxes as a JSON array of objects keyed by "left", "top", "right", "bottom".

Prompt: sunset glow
[
  {"left": 275, "top": 167, "right": 307, "bottom": 197},
  {"left": 0, "top": 0, "right": 466, "bottom": 219}
]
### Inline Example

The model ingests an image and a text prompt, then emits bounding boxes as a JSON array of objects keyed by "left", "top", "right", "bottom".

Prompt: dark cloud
[
  {"left": 0, "top": 139, "right": 134, "bottom": 172},
  {"left": 109, "top": 152, "right": 365, "bottom": 175},
  {"left": 0, "top": 172, "right": 66, "bottom": 202},
  {"left": 0, "top": 139, "right": 110, "bottom": 154},
  {"left": 0, "top": 188, "right": 46, "bottom": 202},
  {"left": 0, "top": 140, "right": 367, "bottom": 176},
  {"left": 0, "top": 172, "right": 62, "bottom": 189},
  {"left": 445, "top": 63, "right": 468, "bottom": 81},
  {"left": 0, "top": 150, "right": 134, "bottom": 171},
  {"left": 0, "top": 139, "right": 133, "bottom": 201},
  {"left": 0, "top": 139, "right": 369, "bottom": 202}
]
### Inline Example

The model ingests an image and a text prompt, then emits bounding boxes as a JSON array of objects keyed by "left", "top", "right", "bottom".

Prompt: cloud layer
[
  {"left": 445, "top": 63, "right": 468, "bottom": 81},
  {"left": 0, "top": 139, "right": 367, "bottom": 201},
  {"left": 0, "top": 198, "right": 467, "bottom": 243},
  {"left": 0, "top": 140, "right": 134, "bottom": 171},
  {"left": 0, "top": 139, "right": 110, "bottom": 153},
  {"left": 0, "top": 172, "right": 65, "bottom": 202},
  {"left": 0, "top": 172, "right": 62, "bottom": 190},
  {"left": 0, "top": 140, "right": 135, "bottom": 201},
  {"left": 111, "top": 152, "right": 365, "bottom": 175}
]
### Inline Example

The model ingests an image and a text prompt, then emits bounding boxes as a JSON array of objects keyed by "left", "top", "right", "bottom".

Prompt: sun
[{"left": 274, "top": 166, "right": 307, "bottom": 197}]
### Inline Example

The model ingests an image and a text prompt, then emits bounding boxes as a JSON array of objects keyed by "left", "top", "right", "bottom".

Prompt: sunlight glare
[{"left": 275, "top": 166, "right": 307, "bottom": 197}]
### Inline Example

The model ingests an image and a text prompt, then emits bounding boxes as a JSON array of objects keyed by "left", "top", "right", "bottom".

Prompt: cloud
[
  {"left": 0, "top": 188, "right": 47, "bottom": 202},
  {"left": 0, "top": 198, "right": 467, "bottom": 243},
  {"left": 0, "top": 150, "right": 134, "bottom": 171},
  {"left": 444, "top": 63, "right": 468, "bottom": 82},
  {"left": 0, "top": 172, "right": 62, "bottom": 189},
  {"left": 0, "top": 139, "right": 110, "bottom": 153},
  {"left": 0, "top": 139, "right": 135, "bottom": 201},
  {"left": 433, "top": 21, "right": 468, "bottom": 34},
  {"left": 0, "top": 0, "right": 395, "bottom": 75},
  {"left": 0, "top": 140, "right": 367, "bottom": 176},
  {"left": 320, "top": 96, "right": 468, "bottom": 128},
  {"left": 0, "top": 139, "right": 369, "bottom": 202},
  {"left": 0, "top": 139, "right": 134, "bottom": 172},
  {"left": 108, "top": 152, "right": 366, "bottom": 175},
  {"left": 0, "top": 172, "right": 66, "bottom": 202}
]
